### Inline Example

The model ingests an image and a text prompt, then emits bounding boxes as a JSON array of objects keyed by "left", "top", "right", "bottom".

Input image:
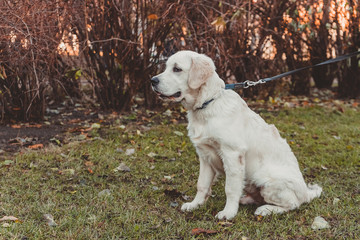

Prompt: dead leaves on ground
[
  {"left": 191, "top": 227, "right": 218, "bottom": 236},
  {"left": 0, "top": 216, "right": 21, "bottom": 228},
  {"left": 249, "top": 94, "right": 359, "bottom": 112}
]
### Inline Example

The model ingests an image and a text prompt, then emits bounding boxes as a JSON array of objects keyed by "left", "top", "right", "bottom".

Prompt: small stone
[
  {"left": 43, "top": 214, "right": 57, "bottom": 227},
  {"left": 170, "top": 201, "right": 179, "bottom": 208},
  {"left": 2, "top": 223, "right": 10, "bottom": 228},
  {"left": 147, "top": 152, "right": 157, "bottom": 158},
  {"left": 311, "top": 216, "right": 330, "bottom": 230},
  {"left": 98, "top": 189, "right": 111, "bottom": 197}
]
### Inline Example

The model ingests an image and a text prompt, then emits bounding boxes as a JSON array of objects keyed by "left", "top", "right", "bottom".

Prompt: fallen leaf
[
  {"left": 28, "top": 144, "right": 44, "bottom": 149},
  {"left": 191, "top": 228, "right": 218, "bottom": 236},
  {"left": 163, "top": 175, "right": 172, "bottom": 180},
  {"left": 147, "top": 14, "right": 159, "bottom": 20},
  {"left": 255, "top": 215, "right": 264, "bottom": 222},
  {"left": 27, "top": 124, "right": 42, "bottom": 128},
  {"left": 91, "top": 123, "right": 101, "bottom": 129},
  {"left": 2, "top": 223, "right": 10, "bottom": 228},
  {"left": 174, "top": 131, "right": 184, "bottom": 136},
  {"left": 333, "top": 197, "right": 340, "bottom": 204},
  {"left": 50, "top": 138, "right": 61, "bottom": 145},
  {"left": 84, "top": 161, "right": 94, "bottom": 166},
  {"left": 98, "top": 189, "right": 111, "bottom": 197},
  {"left": 125, "top": 148, "right": 135, "bottom": 156},
  {"left": 312, "top": 134, "right": 319, "bottom": 139},
  {"left": 113, "top": 163, "right": 131, "bottom": 172},
  {"left": 147, "top": 152, "right": 157, "bottom": 158},
  {"left": 0, "top": 160, "right": 14, "bottom": 167},
  {"left": 43, "top": 214, "right": 57, "bottom": 227},
  {"left": 0, "top": 216, "right": 18, "bottom": 222},
  {"left": 11, "top": 125, "right": 21, "bottom": 129},
  {"left": 169, "top": 201, "right": 179, "bottom": 207},
  {"left": 87, "top": 168, "right": 94, "bottom": 174},
  {"left": 218, "top": 221, "right": 233, "bottom": 227},
  {"left": 61, "top": 169, "right": 75, "bottom": 175},
  {"left": 346, "top": 145, "right": 353, "bottom": 150},
  {"left": 311, "top": 216, "right": 330, "bottom": 230}
]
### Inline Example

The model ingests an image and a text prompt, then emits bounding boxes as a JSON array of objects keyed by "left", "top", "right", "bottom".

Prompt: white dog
[{"left": 151, "top": 50, "right": 322, "bottom": 220}]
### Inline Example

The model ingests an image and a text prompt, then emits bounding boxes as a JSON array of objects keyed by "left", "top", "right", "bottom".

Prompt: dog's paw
[
  {"left": 215, "top": 209, "right": 237, "bottom": 220},
  {"left": 181, "top": 202, "right": 200, "bottom": 212},
  {"left": 254, "top": 205, "right": 272, "bottom": 216},
  {"left": 254, "top": 205, "right": 287, "bottom": 216}
]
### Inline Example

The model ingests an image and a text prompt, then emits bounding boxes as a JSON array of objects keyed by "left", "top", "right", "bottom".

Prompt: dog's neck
[{"left": 195, "top": 98, "right": 215, "bottom": 110}]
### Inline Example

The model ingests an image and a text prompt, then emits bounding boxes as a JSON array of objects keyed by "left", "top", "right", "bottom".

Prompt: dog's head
[{"left": 151, "top": 51, "right": 225, "bottom": 110}]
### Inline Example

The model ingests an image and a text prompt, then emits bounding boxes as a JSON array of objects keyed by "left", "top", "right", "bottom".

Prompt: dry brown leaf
[
  {"left": 28, "top": 144, "right": 44, "bottom": 149},
  {"left": 191, "top": 228, "right": 218, "bottom": 235},
  {"left": 147, "top": 14, "right": 158, "bottom": 20},
  {"left": 0, "top": 216, "right": 18, "bottom": 222}
]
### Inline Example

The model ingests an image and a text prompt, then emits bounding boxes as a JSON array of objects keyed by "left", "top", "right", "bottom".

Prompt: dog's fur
[{"left": 151, "top": 50, "right": 322, "bottom": 220}]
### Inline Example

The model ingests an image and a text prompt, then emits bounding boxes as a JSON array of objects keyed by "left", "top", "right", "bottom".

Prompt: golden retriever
[{"left": 151, "top": 50, "right": 322, "bottom": 220}]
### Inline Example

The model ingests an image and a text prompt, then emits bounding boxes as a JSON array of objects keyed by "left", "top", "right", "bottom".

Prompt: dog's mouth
[{"left": 154, "top": 90, "right": 182, "bottom": 101}]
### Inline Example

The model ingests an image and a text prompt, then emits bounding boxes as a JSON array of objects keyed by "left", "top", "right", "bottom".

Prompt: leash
[{"left": 225, "top": 50, "right": 360, "bottom": 90}]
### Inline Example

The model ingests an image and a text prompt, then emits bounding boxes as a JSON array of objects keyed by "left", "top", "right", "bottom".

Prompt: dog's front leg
[
  {"left": 181, "top": 158, "right": 215, "bottom": 212},
  {"left": 216, "top": 152, "right": 245, "bottom": 220}
]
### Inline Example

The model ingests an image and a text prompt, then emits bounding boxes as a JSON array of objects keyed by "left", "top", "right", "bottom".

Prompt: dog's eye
[{"left": 173, "top": 66, "right": 182, "bottom": 72}]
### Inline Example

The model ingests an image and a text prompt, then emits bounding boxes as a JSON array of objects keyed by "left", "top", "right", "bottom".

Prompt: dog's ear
[{"left": 188, "top": 55, "right": 215, "bottom": 89}]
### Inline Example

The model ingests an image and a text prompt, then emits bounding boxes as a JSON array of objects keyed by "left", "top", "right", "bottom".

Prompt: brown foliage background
[{"left": 0, "top": 0, "right": 359, "bottom": 122}]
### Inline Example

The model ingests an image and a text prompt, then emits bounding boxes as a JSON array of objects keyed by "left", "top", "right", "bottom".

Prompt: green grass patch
[{"left": 1, "top": 107, "right": 359, "bottom": 239}]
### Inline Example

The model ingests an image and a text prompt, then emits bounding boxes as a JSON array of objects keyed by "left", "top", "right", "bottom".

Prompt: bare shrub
[
  {"left": 0, "top": 0, "right": 71, "bottom": 121},
  {"left": 67, "top": 0, "right": 180, "bottom": 111}
]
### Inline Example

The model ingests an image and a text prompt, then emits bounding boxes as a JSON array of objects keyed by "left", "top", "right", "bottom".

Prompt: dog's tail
[{"left": 306, "top": 183, "right": 322, "bottom": 201}]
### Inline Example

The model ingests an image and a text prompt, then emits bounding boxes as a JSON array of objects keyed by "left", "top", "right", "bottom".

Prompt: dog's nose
[{"left": 150, "top": 76, "right": 159, "bottom": 86}]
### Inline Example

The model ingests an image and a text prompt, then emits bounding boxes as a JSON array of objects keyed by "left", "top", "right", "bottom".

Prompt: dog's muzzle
[{"left": 150, "top": 76, "right": 182, "bottom": 100}]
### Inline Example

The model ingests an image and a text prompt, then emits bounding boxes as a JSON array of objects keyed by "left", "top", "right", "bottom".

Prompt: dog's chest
[{"left": 187, "top": 115, "right": 220, "bottom": 146}]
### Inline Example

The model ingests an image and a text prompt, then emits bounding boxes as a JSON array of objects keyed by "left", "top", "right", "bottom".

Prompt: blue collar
[{"left": 196, "top": 98, "right": 214, "bottom": 110}]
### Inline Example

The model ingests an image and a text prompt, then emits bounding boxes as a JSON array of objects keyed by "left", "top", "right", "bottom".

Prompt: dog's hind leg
[
  {"left": 240, "top": 184, "right": 265, "bottom": 205},
  {"left": 254, "top": 180, "right": 303, "bottom": 216}
]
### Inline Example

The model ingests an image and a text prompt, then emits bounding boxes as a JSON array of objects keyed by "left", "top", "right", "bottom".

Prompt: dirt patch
[{"left": 0, "top": 106, "right": 101, "bottom": 153}]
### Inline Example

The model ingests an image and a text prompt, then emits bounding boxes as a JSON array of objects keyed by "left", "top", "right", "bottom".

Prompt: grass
[{"left": 0, "top": 106, "right": 359, "bottom": 239}]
